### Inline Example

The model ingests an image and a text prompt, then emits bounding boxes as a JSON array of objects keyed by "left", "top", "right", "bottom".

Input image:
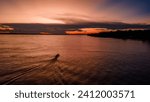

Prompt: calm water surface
[{"left": 0, "top": 35, "right": 150, "bottom": 84}]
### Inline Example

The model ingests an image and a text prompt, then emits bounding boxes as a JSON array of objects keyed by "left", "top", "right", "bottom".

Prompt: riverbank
[{"left": 88, "top": 30, "right": 150, "bottom": 41}]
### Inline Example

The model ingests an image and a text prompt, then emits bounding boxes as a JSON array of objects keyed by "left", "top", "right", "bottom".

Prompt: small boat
[{"left": 50, "top": 54, "right": 60, "bottom": 61}]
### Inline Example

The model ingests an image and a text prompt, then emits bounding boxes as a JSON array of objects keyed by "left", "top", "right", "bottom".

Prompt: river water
[{"left": 0, "top": 35, "right": 150, "bottom": 85}]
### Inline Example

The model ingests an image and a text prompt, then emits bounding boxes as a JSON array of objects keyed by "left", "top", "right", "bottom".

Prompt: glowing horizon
[{"left": 0, "top": 0, "right": 150, "bottom": 24}]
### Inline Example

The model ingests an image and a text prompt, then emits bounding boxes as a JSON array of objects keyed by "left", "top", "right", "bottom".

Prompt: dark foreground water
[{"left": 0, "top": 35, "right": 150, "bottom": 85}]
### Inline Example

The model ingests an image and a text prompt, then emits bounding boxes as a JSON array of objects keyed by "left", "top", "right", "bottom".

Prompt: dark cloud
[
  {"left": 53, "top": 18, "right": 90, "bottom": 24},
  {"left": 4, "top": 22, "right": 150, "bottom": 34}
]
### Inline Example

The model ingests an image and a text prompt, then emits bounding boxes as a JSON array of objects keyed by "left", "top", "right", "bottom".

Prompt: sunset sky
[{"left": 0, "top": 0, "right": 150, "bottom": 24}]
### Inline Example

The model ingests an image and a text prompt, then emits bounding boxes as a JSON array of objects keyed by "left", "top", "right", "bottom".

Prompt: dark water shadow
[{"left": 1, "top": 58, "right": 60, "bottom": 85}]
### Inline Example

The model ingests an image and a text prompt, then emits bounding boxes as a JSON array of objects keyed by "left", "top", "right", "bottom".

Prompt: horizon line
[{"left": 1, "top": 22, "right": 150, "bottom": 25}]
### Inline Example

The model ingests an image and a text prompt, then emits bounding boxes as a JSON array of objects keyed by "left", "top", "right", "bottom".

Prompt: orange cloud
[
  {"left": 0, "top": 25, "right": 14, "bottom": 31},
  {"left": 66, "top": 28, "right": 114, "bottom": 34}
]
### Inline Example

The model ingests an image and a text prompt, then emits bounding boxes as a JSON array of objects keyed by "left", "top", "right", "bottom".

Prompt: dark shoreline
[
  {"left": 1, "top": 30, "right": 150, "bottom": 42},
  {"left": 88, "top": 30, "right": 150, "bottom": 41}
]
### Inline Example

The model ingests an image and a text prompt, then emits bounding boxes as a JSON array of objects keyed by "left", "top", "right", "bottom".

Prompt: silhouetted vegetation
[{"left": 88, "top": 30, "right": 150, "bottom": 41}]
